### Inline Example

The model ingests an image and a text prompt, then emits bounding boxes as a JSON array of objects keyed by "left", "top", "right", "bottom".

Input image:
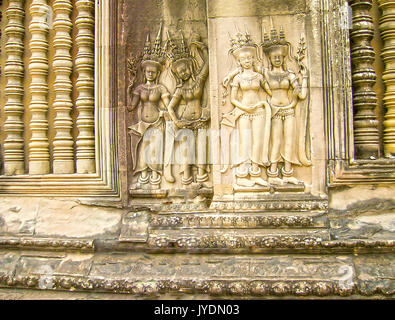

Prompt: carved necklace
[
  {"left": 240, "top": 73, "right": 259, "bottom": 85},
  {"left": 141, "top": 83, "right": 159, "bottom": 95},
  {"left": 268, "top": 71, "right": 288, "bottom": 83}
]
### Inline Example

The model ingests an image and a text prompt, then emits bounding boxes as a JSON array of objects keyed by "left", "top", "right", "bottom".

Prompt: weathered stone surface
[
  {"left": 330, "top": 213, "right": 395, "bottom": 240},
  {"left": 0, "top": 198, "right": 39, "bottom": 236},
  {"left": 207, "top": 0, "right": 307, "bottom": 17},
  {"left": 329, "top": 185, "right": 395, "bottom": 214},
  {"left": 0, "top": 198, "right": 123, "bottom": 239},
  {"left": 34, "top": 200, "right": 122, "bottom": 239},
  {"left": 0, "top": 0, "right": 394, "bottom": 300},
  {"left": 0, "top": 250, "right": 393, "bottom": 297}
]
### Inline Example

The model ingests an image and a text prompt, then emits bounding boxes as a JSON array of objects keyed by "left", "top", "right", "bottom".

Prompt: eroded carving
[
  {"left": 221, "top": 23, "right": 311, "bottom": 190},
  {"left": 128, "top": 25, "right": 211, "bottom": 197},
  {"left": 166, "top": 31, "right": 210, "bottom": 187},
  {"left": 128, "top": 25, "right": 170, "bottom": 190}
]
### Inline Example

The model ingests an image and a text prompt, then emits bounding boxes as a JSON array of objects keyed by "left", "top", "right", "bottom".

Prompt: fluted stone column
[
  {"left": 52, "top": 0, "right": 74, "bottom": 174},
  {"left": 75, "top": 0, "right": 95, "bottom": 173},
  {"left": 378, "top": 0, "right": 395, "bottom": 157},
  {"left": 349, "top": 0, "right": 380, "bottom": 159},
  {"left": 28, "top": 0, "right": 50, "bottom": 174},
  {"left": 4, "top": 0, "right": 25, "bottom": 175}
]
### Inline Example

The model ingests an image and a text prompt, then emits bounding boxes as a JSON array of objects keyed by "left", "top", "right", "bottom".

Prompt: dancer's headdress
[
  {"left": 166, "top": 31, "right": 192, "bottom": 67},
  {"left": 261, "top": 22, "right": 288, "bottom": 54},
  {"left": 141, "top": 23, "right": 166, "bottom": 68},
  {"left": 229, "top": 27, "right": 257, "bottom": 59}
]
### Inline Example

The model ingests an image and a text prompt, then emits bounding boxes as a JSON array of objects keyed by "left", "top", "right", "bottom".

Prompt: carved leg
[
  {"left": 137, "top": 169, "right": 149, "bottom": 189},
  {"left": 196, "top": 166, "right": 208, "bottom": 183},
  {"left": 150, "top": 171, "right": 161, "bottom": 190},
  {"left": 181, "top": 164, "right": 193, "bottom": 185},
  {"left": 250, "top": 164, "right": 268, "bottom": 186},
  {"left": 163, "top": 120, "right": 175, "bottom": 182},
  {"left": 235, "top": 162, "right": 254, "bottom": 187},
  {"left": 267, "top": 164, "right": 284, "bottom": 185},
  {"left": 281, "top": 165, "right": 301, "bottom": 185}
]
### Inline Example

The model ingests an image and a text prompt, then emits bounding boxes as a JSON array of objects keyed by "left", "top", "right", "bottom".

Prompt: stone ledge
[
  {"left": 0, "top": 251, "right": 393, "bottom": 298},
  {"left": 0, "top": 237, "right": 95, "bottom": 252},
  {"left": 1, "top": 235, "right": 395, "bottom": 254}
]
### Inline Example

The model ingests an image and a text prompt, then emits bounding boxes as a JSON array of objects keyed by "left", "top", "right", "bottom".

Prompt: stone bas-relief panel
[
  {"left": 220, "top": 24, "right": 311, "bottom": 190},
  {"left": 208, "top": 4, "right": 327, "bottom": 207},
  {"left": 124, "top": 0, "right": 212, "bottom": 207},
  {"left": 122, "top": 0, "right": 327, "bottom": 211}
]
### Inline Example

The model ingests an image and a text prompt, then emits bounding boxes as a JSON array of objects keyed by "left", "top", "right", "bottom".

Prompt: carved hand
[{"left": 176, "top": 119, "right": 192, "bottom": 129}]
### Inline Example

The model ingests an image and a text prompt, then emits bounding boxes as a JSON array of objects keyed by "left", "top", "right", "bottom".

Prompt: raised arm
[{"left": 290, "top": 67, "right": 308, "bottom": 100}]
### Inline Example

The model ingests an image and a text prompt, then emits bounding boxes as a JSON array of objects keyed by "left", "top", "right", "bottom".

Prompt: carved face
[
  {"left": 144, "top": 65, "right": 159, "bottom": 82},
  {"left": 174, "top": 61, "right": 191, "bottom": 81},
  {"left": 269, "top": 48, "right": 285, "bottom": 67},
  {"left": 238, "top": 51, "right": 254, "bottom": 69}
]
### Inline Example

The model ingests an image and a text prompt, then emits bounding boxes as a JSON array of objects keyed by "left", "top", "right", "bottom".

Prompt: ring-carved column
[
  {"left": 52, "top": 0, "right": 74, "bottom": 173},
  {"left": 378, "top": 0, "right": 395, "bottom": 157},
  {"left": 350, "top": 0, "right": 380, "bottom": 159},
  {"left": 75, "top": 0, "right": 95, "bottom": 173},
  {"left": 28, "top": 0, "right": 50, "bottom": 174},
  {"left": 4, "top": 0, "right": 25, "bottom": 175}
]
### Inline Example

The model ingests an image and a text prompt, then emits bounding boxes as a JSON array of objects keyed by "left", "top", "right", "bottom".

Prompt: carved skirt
[
  {"left": 129, "top": 118, "right": 165, "bottom": 174},
  {"left": 234, "top": 110, "right": 270, "bottom": 177},
  {"left": 269, "top": 110, "right": 299, "bottom": 164}
]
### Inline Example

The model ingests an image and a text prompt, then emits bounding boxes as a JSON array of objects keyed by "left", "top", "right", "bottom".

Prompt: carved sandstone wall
[{"left": 0, "top": 0, "right": 393, "bottom": 299}]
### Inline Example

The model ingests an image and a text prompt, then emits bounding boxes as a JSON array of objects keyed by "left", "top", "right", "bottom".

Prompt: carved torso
[
  {"left": 174, "top": 76, "right": 205, "bottom": 121},
  {"left": 231, "top": 72, "right": 266, "bottom": 108},
  {"left": 265, "top": 70, "right": 297, "bottom": 107},
  {"left": 133, "top": 83, "right": 169, "bottom": 123}
]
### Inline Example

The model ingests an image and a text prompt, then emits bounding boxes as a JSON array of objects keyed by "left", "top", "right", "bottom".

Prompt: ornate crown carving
[
  {"left": 166, "top": 31, "right": 191, "bottom": 64},
  {"left": 229, "top": 28, "right": 257, "bottom": 56},
  {"left": 261, "top": 24, "right": 288, "bottom": 52},
  {"left": 142, "top": 23, "right": 166, "bottom": 66}
]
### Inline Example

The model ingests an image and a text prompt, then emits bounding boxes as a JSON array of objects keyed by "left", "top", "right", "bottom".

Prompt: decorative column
[
  {"left": 349, "top": 0, "right": 380, "bottom": 159},
  {"left": 28, "top": 0, "right": 50, "bottom": 174},
  {"left": 4, "top": 0, "right": 25, "bottom": 175},
  {"left": 52, "top": 0, "right": 74, "bottom": 173},
  {"left": 378, "top": 0, "right": 395, "bottom": 157},
  {"left": 75, "top": 0, "right": 95, "bottom": 173}
]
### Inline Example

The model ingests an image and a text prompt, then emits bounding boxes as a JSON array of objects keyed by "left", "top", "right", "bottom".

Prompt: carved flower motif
[
  {"left": 272, "top": 282, "right": 291, "bottom": 295},
  {"left": 208, "top": 281, "right": 224, "bottom": 295},
  {"left": 293, "top": 281, "right": 312, "bottom": 296},
  {"left": 154, "top": 237, "right": 170, "bottom": 248},
  {"left": 251, "top": 281, "right": 269, "bottom": 295},
  {"left": 229, "top": 282, "right": 248, "bottom": 295},
  {"left": 313, "top": 282, "right": 333, "bottom": 296}
]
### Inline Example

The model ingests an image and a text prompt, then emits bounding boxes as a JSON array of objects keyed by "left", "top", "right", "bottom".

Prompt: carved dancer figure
[
  {"left": 222, "top": 30, "right": 271, "bottom": 187},
  {"left": 261, "top": 25, "right": 311, "bottom": 185},
  {"left": 166, "top": 32, "right": 210, "bottom": 186},
  {"left": 128, "top": 25, "right": 171, "bottom": 189}
]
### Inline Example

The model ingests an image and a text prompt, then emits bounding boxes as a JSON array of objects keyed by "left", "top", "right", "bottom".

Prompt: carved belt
[
  {"left": 273, "top": 107, "right": 295, "bottom": 120},
  {"left": 240, "top": 110, "right": 266, "bottom": 119}
]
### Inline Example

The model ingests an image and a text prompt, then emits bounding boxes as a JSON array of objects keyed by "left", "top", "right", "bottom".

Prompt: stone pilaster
[
  {"left": 378, "top": 0, "right": 395, "bottom": 157},
  {"left": 75, "top": 0, "right": 95, "bottom": 173},
  {"left": 4, "top": 0, "right": 25, "bottom": 175},
  {"left": 349, "top": 0, "right": 380, "bottom": 159}
]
